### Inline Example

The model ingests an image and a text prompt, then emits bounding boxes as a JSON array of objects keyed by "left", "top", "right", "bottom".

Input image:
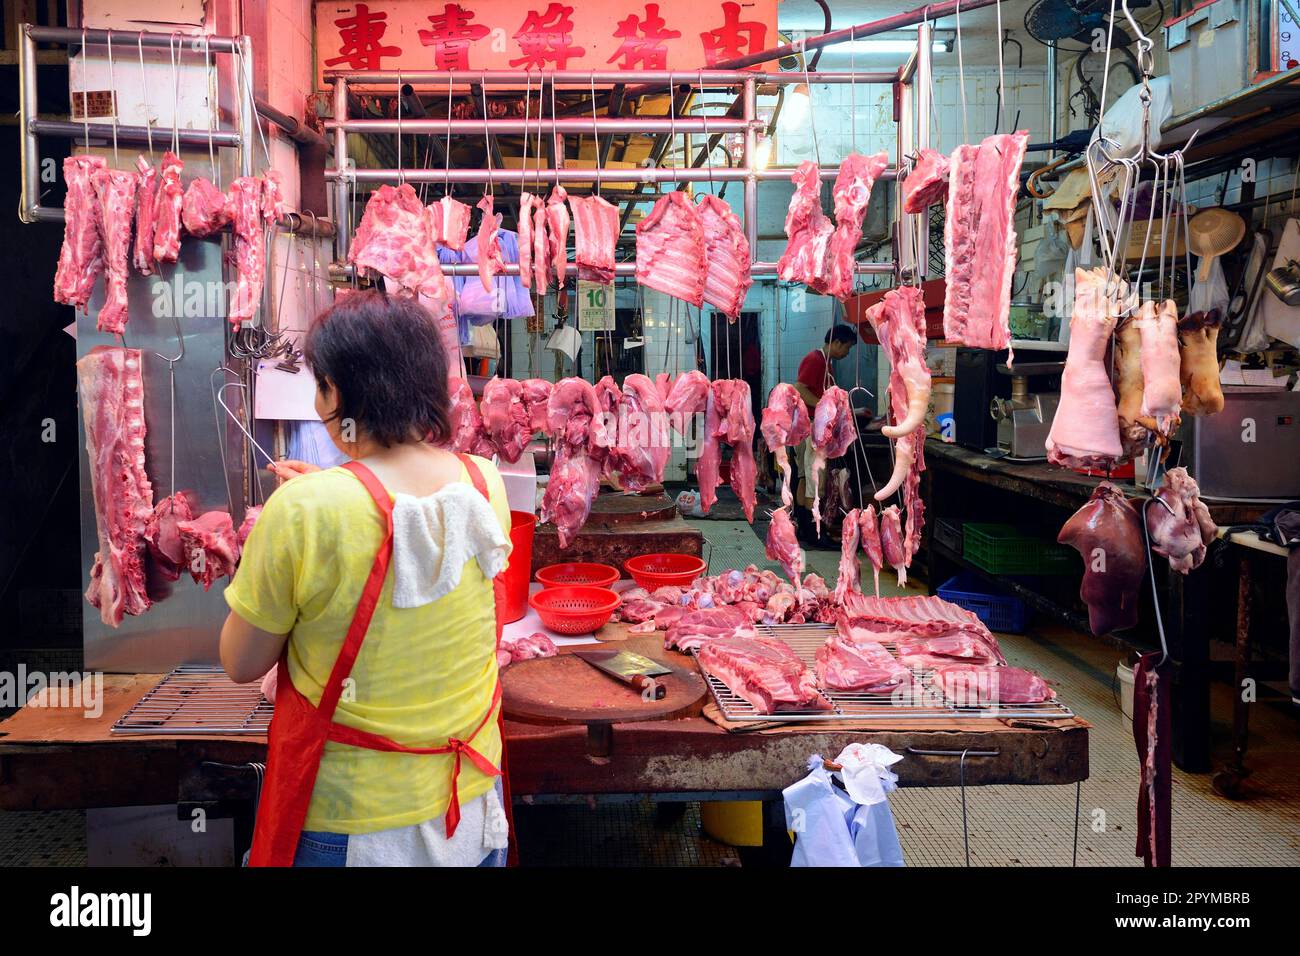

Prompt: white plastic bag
[
  {"left": 1188, "top": 257, "right": 1230, "bottom": 321},
  {"left": 1236, "top": 231, "right": 1273, "bottom": 354},
  {"left": 1097, "top": 76, "right": 1173, "bottom": 159}
]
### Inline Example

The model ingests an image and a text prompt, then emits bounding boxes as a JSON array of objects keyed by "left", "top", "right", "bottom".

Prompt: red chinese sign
[{"left": 315, "top": 0, "right": 775, "bottom": 81}]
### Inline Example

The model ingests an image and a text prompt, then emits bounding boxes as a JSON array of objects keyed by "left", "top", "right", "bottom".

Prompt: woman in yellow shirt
[{"left": 221, "top": 291, "right": 514, "bottom": 867}]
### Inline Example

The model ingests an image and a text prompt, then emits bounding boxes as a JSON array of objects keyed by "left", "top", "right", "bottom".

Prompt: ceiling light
[{"left": 754, "top": 136, "right": 774, "bottom": 170}]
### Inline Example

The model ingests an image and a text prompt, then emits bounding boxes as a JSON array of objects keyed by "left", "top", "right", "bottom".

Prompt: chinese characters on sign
[
  {"left": 316, "top": 0, "right": 776, "bottom": 80},
  {"left": 323, "top": 3, "right": 403, "bottom": 70},
  {"left": 418, "top": 5, "right": 490, "bottom": 71}
]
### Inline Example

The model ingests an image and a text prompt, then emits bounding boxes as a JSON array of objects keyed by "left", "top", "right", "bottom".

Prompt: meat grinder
[{"left": 989, "top": 361, "right": 1063, "bottom": 460}]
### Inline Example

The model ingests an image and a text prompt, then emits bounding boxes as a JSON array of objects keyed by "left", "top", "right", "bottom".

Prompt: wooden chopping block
[{"left": 502, "top": 634, "right": 707, "bottom": 755}]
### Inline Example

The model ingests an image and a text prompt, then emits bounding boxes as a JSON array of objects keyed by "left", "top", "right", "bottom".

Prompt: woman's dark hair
[
  {"left": 825, "top": 324, "right": 858, "bottom": 346},
  {"left": 304, "top": 291, "right": 451, "bottom": 447}
]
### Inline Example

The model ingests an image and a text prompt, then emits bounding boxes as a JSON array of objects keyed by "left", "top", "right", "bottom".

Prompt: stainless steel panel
[
  {"left": 1188, "top": 386, "right": 1300, "bottom": 499},
  {"left": 79, "top": 238, "right": 258, "bottom": 673}
]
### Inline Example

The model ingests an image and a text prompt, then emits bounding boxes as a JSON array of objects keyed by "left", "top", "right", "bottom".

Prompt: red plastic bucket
[{"left": 499, "top": 510, "right": 537, "bottom": 624}]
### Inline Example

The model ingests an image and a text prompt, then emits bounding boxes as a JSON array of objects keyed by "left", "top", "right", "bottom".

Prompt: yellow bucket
[{"left": 700, "top": 801, "right": 764, "bottom": 847}]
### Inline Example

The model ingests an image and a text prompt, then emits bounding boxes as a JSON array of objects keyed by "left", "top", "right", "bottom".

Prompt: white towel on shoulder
[{"left": 390, "top": 484, "right": 512, "bottom": 609}]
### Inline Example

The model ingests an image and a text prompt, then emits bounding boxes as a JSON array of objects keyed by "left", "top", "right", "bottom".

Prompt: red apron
[{"left": 249, "top": 455, "right": 514, "bottom": 867}]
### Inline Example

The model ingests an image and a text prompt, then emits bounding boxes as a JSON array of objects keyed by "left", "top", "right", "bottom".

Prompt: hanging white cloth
[
  {"left": 782, "top": 746, "right": 906, "bottom": 867},
  {"left": 389, "top": 484, "right": 511, "bottom": 609}
]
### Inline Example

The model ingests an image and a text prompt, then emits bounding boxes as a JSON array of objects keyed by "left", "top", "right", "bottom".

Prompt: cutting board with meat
[{"left": 502, "top": 634, "right": 707, "bottom": 725}]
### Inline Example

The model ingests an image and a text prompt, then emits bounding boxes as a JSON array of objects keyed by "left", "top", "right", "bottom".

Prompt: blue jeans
[{"left": 292, "top": 833, "right": 507, "bottom": 867}]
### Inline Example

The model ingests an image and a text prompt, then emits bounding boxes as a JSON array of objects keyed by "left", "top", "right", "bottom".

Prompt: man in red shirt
[{"left": 789, "top": 326, "right": 867, "bottom": 545}]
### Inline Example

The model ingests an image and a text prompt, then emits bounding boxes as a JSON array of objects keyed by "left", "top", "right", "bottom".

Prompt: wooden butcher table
[{"left": 0, "top": 625, "right": 1089, "bottom": 860}]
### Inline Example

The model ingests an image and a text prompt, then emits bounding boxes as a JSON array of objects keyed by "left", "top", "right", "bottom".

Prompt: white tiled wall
[{"left": 776, "top": 67, "right": 1050, "bottom": 166}]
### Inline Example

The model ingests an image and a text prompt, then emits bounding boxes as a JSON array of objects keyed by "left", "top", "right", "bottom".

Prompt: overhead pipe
[
  {"left": 334, "top": 260, "right": 892, "bottom": 279},
  {"left": 254, "top": 98, "right": 328, "bottom": 149},
  {"left": 327, "top": 116, "right": 749, "bottom": 135},
  {"left": 325, "top": 166, "right": 897, "bottom": 184}
]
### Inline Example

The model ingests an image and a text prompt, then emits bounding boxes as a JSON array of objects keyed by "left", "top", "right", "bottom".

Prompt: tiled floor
[{"left": 3, "top": 508, "right": 1297, "bottom": 866}]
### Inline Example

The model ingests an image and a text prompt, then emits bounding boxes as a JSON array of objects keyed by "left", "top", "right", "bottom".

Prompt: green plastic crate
[{"left": 962, "top": 523, "right": 1078, "bottom": 576}]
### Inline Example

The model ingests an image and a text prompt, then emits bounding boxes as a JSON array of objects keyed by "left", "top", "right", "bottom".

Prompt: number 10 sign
[{"left": 577, "top": 280, "right": 615, "bottom": 332}]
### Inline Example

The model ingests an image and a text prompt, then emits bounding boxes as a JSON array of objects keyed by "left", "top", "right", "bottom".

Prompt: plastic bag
[
  {"left": 1097, "top": 76, "right": 1173, "bottom": 159},
  {"left": 1188, "top": 256, "right": 1230, "bottom": 322},
  {"left": 1235, "top": 231, "right": 1273, "bottom": 353}
]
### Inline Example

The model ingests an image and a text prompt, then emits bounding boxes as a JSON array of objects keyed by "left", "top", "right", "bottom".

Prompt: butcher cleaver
[{"left": 573, "top": 649, "right": 671, "bottom": 700}]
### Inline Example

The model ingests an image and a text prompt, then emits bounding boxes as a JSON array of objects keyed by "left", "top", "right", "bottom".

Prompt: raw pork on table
[
  {"left": 90, "top": 167, "right": 137, "bottom": 336},
  {"left": 570, "top": 194, "right": 620, "bottom": 283},
  {"left": 176, "top": 511, "right": 241, "bottom": 590},
  {"left": 895, "top": 630, "right": 1005, "bottom": 669},
  {"left": 815, "top": 633, "right": 909, "bottom": 693},
  {"left": 348, "top": 183, "right": 447, "bottom": 300},
  {"left": 54, "top": 156, "right": 107, "bottom": 311},
  {"left": 636, "top": 191, "right": 706, "bottom": 306},
  {"left": 696, "top": 636, "right": 831, "bottom": 714},
  {"left": 942, "top": 131, "right": 1029, "bottom": 352},
  {"left": 826, "top": 151, "right": 889, "bottom": 299},
  {"left": 809, "top": 386, "right": 856, "bottom": 533},
  {"left": 78, "top": 347, "right": 155, "bottom": 627},
  {"left": 777, "top": 160, "right": 834, "bottom": 292},
  {"left": 696, "top": 194, "right": 753, "bottom": 319},
  {"left": 697, "top": 379, "right": 757, "bottom": 522},
  {"left": 664, "top": 606, "right": 755, "bottom": 652},
  {"left": 931, "top": 664, "right": 1054, "bottom": 705},
  {"left": 496, "top": 631, "right": 559, "bottom": 668},
  {"left": 1046, "top": 267, "right": 1124, "bottom": 469},
  {"left": 760, "top": 383, "right": 812, "bottom": 508},
  {"left": 837, "top": 592, "right": 992, "bottom": 641}
]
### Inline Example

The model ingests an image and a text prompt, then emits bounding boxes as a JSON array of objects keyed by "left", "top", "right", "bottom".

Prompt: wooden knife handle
[{"left": 631, "top": 675, "right": 667, "bottom": 700}]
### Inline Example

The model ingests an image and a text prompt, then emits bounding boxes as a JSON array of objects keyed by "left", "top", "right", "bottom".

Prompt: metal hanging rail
[
  {"left": 327, "top": 65, "right": 913, "bottom": 274},
  {"left": 18, "top": 24, "right": 256, "bottom": 224}
]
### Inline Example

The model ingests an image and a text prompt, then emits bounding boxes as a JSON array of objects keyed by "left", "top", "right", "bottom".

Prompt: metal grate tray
[
  {"left": 111, "top": 664, "right": 273, "bottom": 735},
  {"left": 693, "top": 624, "right": 1076, "bottom": 722}
]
